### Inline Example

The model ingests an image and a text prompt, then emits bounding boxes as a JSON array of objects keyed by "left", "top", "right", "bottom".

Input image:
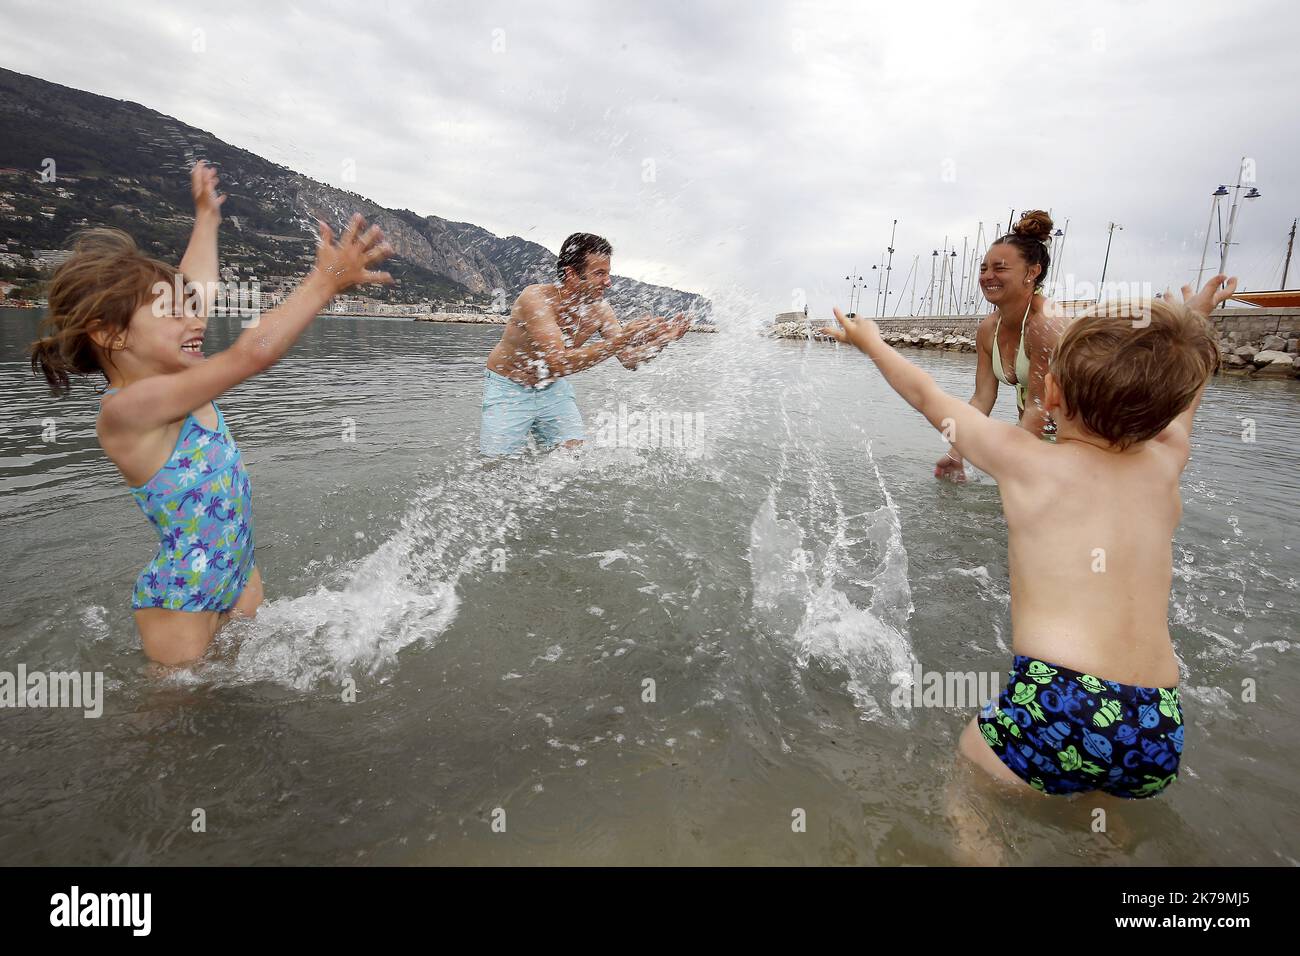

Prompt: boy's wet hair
[
  {"left": 557, "top": 233, "right": 612, "bottom": 280},
  {"left": 29, "top": 228, "right": 180, "bottom": 396},
  {"left": 1051, "top": 298, "right": 1220, "bottom": 449}
]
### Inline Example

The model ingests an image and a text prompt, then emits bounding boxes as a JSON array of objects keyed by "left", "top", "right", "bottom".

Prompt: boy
[{"left": 825, "top": 276, "right": 1236, "bottom": 798}]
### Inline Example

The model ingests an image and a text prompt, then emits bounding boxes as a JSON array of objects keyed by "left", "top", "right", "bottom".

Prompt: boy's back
[{"left": 1000, "top": 434, "right": 1185, "bottom": 688}]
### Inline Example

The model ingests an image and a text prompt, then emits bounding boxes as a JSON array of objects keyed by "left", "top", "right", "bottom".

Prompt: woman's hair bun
[{"left": 1012, "top": 210, "right": 1054, "bottom": 243}]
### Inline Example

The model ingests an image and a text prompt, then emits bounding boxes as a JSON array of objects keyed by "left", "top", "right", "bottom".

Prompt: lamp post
[
  {"left": 1048, "top": 222, "right": 1068, "bottom": 295},
  {"left": 935, "top": 237, "right": 951, "bottom": 315},
  {"left": 845, "top": 269, "right": 863, "bottom": 316},
  {"left": 1219, "top": 157, "right": 1262, "bottom": 281},
  {"left": 1196, "top": 186, "right": 1229, "bottom": 288},
  {"left": 881, "top": 219, "right": 897, "bottom": 319},
  {"left": 1098, "top": 222, "right": 1122, "bottom": 302}
]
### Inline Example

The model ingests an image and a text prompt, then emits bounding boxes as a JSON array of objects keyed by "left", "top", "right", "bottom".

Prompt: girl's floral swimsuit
[{"left": 102, "top": 390, "right": 255, "bottom": 612}]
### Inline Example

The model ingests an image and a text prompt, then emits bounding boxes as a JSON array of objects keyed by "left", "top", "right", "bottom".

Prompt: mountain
[{"left": 0, "top": 68, "right": 710, "bottom": 319}]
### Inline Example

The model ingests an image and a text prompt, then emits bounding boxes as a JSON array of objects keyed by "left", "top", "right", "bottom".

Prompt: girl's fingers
[
  {"left": 359, "top": 224, "right": 384, "bottom": 249},
  {"left": 317, "top": 219, "right": 333, "bottom": 246},
  {"left": 341, "top": 213, "right": 364, "bottom": 247},
  {"left": 363, "top": 270, "right": 395, "bottom": 285},
  {"left": 365, "top": 242, "right": 394, "bottom": 265}
]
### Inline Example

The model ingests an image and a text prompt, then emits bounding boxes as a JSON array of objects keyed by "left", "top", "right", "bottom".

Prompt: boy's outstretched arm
[
  {"left": 1155, "top": 274, "right": 1237, "bottom": 465},
  {"left": 824, "top": 309, "right": 1037, "bottom": 481},
  {"left": 178, "top": 161, "right": 225, "bottom": 316}
]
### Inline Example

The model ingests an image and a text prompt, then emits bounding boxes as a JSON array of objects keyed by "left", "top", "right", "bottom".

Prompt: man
[{"left": 479, "top": 232, "right": 691, "bottom": 456}]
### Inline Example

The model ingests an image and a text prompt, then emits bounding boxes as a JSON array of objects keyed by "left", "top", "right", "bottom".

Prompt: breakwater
[{"left": 769, "top": 308, "right": 1300, "bottom": 378}]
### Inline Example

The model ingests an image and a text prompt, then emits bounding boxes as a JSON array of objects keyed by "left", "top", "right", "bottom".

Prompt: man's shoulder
[{"left": 517, "top": 284, "right": 557, "bottom": 316}]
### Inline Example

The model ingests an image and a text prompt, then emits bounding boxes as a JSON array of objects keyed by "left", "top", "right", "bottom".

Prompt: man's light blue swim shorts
[{"left": 479, "top": 368, "right": 586, "bottom": 456}]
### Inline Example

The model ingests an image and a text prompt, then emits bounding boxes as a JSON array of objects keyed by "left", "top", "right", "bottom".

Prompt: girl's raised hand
[
  {"left": 190, "top": 160, "right": 225, "bottom": 218},
  {"left": 314, "top": 214, "right": 395, "bottom": 293},
  {"left": 822, "top": 307, "right": 882, "bottom": 353}
]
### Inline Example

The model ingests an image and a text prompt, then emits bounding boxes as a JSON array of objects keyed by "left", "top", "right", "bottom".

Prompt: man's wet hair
[{"left": 557, "top": 233, "right": 612, "bottom": 280}]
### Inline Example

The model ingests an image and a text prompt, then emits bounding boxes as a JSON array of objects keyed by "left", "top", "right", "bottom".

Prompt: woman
[{"left": 935, "top": 210, "right": 1065, "bottom": 482}]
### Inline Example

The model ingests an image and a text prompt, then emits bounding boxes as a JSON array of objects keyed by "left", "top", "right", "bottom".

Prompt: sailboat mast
[{"left": 1283, "top": 218, "right": 1297, "bottom": 290}]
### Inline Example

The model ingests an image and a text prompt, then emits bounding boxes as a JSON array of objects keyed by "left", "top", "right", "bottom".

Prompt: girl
[
  {"left": 934, "top": 210, "right": 1066, "bottom": 482},
  {"left": 29, "top": 161, "right": 393, "bottom": 665}
]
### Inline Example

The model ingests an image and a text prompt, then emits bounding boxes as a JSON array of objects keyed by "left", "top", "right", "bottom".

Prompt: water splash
[{"left": 748, "top": 432, "right": 918, "bottom": 722}]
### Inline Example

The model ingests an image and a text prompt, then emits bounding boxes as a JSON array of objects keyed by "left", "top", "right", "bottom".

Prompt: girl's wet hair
[
  {"left": 991, "top": 210, "right": 1054, "bottom": 290},
  {"left": 29, "top": 228, "right": 180, "bottom": 396}
]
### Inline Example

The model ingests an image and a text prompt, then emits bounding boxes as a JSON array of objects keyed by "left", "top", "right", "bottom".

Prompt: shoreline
[
  {"left": 413, "top": 311, "right": 717, "bottom": 331},
  {"left": 1, "top": 303, "right": 717, "bottom": 332}
]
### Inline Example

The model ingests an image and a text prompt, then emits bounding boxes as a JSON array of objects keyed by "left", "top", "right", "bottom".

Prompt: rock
[
  {"left": 1256, "top": 362, "right": 1294, "bottom": 377},
  {"left": 1261, "top": 334, "right": 1287, "bottom": 351},
  {"left": 1234, "top": 346, "right": 1256, "bottom": 361},
  {"left": 1222, "top": 353, "right": 1248, "bottom": 368},
  {"left": 1287, "top": 338, "right": 1299, "bottom": 353},
  {"left": 1252, "top": 350, "right": 1295, "bottom": 375},
  {"left": 1251, "top": 349, "right": 1291, "bottom": 367}
]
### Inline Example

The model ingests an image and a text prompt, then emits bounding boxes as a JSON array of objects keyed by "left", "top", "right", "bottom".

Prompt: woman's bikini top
[{"left": 990, "top": 298, "right": 1033, "bottom": 411}]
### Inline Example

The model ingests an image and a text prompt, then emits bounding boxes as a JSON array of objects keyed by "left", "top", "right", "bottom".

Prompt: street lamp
[
  {"left": 1196, "top": 185, "right": 1230, "bottom": 288},
  {"left": 845, "top": 270, "right": 863, "bottom": 316},
  {"left": 1048, "top": 224, "right": 1068, "bottom": 294},
  {"left": 1219, "top": 162, "right": 1261, "bottom": 280},
  {"left": 881, "top": 219, "right": 897, "bottom": 319}
]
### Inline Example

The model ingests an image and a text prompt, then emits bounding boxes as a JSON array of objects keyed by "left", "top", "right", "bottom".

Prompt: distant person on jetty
[
  {"left": 480, "top": 232, "right": 691, "bottom": 456},
  {"left": 827, "top": 274, "right": 1236, "bottom": 805},
  {"left": 935, "top": 210, "right": 1064, "bottom": 482},
  {"left": 28, "top": 161, "right": 393, "bottom": 665}
]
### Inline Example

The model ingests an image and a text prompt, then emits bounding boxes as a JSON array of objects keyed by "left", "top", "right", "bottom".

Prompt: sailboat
[{"left": 1231, "top": 218, "right": 1300, "bottom": 307}]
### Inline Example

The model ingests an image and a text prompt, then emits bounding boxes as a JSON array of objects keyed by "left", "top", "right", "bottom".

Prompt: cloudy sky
[{"left": 3, "top": 0, "right": 1297, "bottom": 317}]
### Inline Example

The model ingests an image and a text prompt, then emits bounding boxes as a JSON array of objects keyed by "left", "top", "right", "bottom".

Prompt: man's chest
[{"left": 556, "top": 311, "right": 602, "bottom": 347}]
